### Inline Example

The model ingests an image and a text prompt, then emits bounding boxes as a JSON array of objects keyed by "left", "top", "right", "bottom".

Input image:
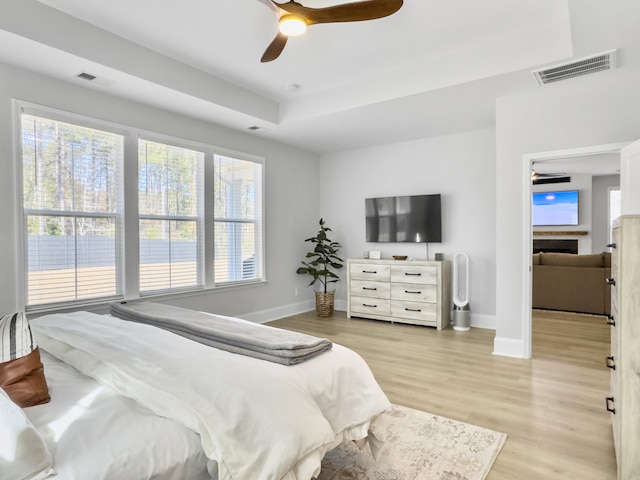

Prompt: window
[
  {"left": 21, "top": 112, "right": 124, "bottom": 308},
  {"left": 214, "top": 154, "right": 263, "bottom": 284},
  {"left": 18, "top": 105, "right": 265, "bottom": 310},
  {"left": 139, "top": 139, "right": 204, "bottom": 294},
  {"left": 609, "top": 186, "right": 621, "bottom": 242}
]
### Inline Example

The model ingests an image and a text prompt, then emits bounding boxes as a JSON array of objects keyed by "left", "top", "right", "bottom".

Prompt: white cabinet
[
  {"left": 607, "top": 215, "right": 640, "bottom": 480},
  {"left": 347, "top": 259, "right": 451, "bottom": 329}
]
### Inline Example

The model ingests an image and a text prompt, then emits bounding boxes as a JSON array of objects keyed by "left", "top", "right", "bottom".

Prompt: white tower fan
[{"left": 452, "top": 252, "right": 471, "bottom": 331}]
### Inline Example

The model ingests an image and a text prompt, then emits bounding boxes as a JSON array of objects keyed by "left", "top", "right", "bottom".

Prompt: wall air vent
[
  {"left": 77, "top": 72, "right": 97, "bottom": 81},
  {"left": 533, "top": 49, "right": 616, "bottom": 85}
]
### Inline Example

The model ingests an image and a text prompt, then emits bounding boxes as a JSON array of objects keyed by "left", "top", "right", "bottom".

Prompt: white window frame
[
  {"left": 14, "top": 101, "right": 266, "bottom": 312},
  {"left": 138, "top": 136, "right": 205, "bottom": 295},
  {"left": 212, "top": 149, "right": 265, "bottom": 287},
  {"left": 17, "top": 103, "right": 126, "bottom": 312},
  {"left": 608, "top": 185, "right": 621, "bottom": 243}
]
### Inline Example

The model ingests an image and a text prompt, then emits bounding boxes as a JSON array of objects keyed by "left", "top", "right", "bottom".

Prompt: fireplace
[{"left": 533, "top": 239, "right": 578, "bottom": 254}]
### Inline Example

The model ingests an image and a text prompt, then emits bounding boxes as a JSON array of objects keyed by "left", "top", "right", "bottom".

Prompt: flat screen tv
[
  {"left": 365, "top": 194, "right": 442, "bottom": 243},
  {"left": 532, "top": 190, "right": 579, "bottom": 226}
]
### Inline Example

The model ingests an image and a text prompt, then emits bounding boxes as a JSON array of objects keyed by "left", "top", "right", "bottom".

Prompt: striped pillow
[
  {"left": 0, "top": 312, "right": 37, "bottom": 362},
  {"left": 0, "top": 312, "right": 50, "bottom": 407}
]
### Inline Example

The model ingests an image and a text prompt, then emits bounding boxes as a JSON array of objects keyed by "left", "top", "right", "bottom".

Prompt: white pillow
[{"left": 0, "top": 387, "right": 55, "bottom": 480}]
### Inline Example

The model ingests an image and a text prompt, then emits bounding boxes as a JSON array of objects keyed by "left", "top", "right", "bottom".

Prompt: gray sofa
[{"left": 532, "top": 252, "right": 611, "bottom": 316}]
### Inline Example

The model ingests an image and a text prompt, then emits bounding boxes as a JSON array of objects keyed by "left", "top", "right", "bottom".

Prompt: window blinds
[
  {"left": 213, "top": 154, "right": 264, "bottom": 284},
  {"left": 138, "top": 139, "right": 204, "bottom": 294},
  {"left": 21, "top": 113, "right": 124, "bottom": 308}
]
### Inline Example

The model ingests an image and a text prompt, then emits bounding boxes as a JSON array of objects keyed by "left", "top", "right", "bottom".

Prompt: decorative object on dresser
[
  {"left": 606, "top": 215, "right": 640, "bottom": 480},
  {"left": 296, "top": 218, "right": 344, "bottom": 317},
  {"left": 347, "top": 258, "right": 451, "bottom": 329}
]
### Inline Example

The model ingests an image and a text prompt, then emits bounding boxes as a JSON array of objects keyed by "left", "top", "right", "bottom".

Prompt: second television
[{"left": 366, "top": 194, "right": 442, "bottom": 243}]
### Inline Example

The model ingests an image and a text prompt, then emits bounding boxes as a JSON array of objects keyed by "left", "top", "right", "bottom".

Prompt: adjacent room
[{"left": 1, "top": 0, "right": 640, "bottom": 479}]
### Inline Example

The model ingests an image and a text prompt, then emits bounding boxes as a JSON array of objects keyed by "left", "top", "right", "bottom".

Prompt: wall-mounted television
[
  {"left": 365, "top": 194, "right": 442, "bottom": 243},
  {"left": 532, "top": 190, "right": 579, "bottom": 226}
]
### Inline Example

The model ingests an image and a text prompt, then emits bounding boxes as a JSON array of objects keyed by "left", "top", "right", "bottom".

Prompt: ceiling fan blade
[
  {"left": 276, "top": 0, "right": 403, "bottom": 25},
  {"left": 537, "top": 172, "right": 567, "bottom": 177},
  {"left": 261, "top": 32, "right": 288, "bottom": 62}
]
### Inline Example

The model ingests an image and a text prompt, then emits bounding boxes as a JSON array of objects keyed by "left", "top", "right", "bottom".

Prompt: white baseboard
[
  {"left": 239, "top": 300, "right": 315, "bottom": 324},
  {"left": 493, "top": 336, "right": 528, "bottom": 358},
  {"left": 469, "top": 313, "right": 496, "bottom": 330}
]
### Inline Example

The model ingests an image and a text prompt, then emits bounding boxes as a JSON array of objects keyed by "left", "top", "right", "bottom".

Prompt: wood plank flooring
[{"left": 269, "top": 309, "right": 616, "bottom": 480}]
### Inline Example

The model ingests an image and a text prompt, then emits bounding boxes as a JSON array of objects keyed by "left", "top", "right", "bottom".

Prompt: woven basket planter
[{"left": 315, "top": 291, "right": 335, "bottom": 318}]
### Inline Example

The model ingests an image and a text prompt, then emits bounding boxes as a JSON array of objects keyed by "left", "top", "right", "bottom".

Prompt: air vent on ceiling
[
  {"left": 77, "top": 72, "right": 97, "bottom": 81},
  {"left": 533, "top": 49, "right": 616, "bottom": 85}
]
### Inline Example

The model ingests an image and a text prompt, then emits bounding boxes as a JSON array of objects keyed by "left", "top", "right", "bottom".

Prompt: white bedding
[
  {"left": 25, "top": 350, "right": 214, "bottom": 480},
  {"left": 30, "top": 312, "right": 390, "bottom": 480}
]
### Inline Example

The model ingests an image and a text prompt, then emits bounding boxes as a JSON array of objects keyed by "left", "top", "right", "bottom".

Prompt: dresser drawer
[
  {"left": 350, "top": 263, "right": 391, "bottom": 281},
  {"left": 350, "top": 280, "right": 390, "bottom": 299},
  {"left": 391, "top": 283, "right": 437, "bottom": 303},
  {"left": 391, "top": 300, "right": 437, "bottom": 323},
  {"left": 390, "top": 265, "right": 437, "bottom": 285},
  {"left": 350, "top": 296, "right": 391, "bottom": 316}
]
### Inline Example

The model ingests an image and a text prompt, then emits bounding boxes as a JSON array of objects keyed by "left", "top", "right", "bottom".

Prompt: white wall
[
  {"left": 0, "top": 61, "right": 320, "bottom": 321},
  {"left": 319, "top": 128, "right": 497, "bottom": 328},
  {"left": 495, "top": 66, "right": 640, "bottom": 357}
]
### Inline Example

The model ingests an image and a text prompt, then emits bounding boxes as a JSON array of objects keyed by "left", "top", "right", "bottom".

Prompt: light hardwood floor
[{"left": 269, "top": 309, "right": 616, "bottom": 479}]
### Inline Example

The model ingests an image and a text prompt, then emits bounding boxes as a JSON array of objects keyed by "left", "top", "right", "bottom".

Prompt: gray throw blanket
[{"left": 109, "top": 301, "right": 332, "bottom": 365}]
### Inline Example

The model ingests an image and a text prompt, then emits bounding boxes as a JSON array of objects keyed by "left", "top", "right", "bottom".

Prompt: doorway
[{"left": 521, "top": 142, "right": 628, "bottom": 358}]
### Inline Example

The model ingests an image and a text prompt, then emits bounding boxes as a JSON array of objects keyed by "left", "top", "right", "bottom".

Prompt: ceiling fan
[
  {"left": 258, "top": 0, "right": 404, "bottom": 62},
  {"left": 531, "top": 162, "right": 567, "bottom": 180}
]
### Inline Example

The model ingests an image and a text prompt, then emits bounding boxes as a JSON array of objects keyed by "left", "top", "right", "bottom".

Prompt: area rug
[{"left": 319, "top": 404, "right": 506, "bottom": 480}]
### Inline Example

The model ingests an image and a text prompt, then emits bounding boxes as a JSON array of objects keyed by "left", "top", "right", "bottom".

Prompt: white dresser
[
  {"left": 347, "top": 259, "right": 451, "bottom": 329},
  {"left": 607, "top": 215, "right": 640, "bottom": 480}
]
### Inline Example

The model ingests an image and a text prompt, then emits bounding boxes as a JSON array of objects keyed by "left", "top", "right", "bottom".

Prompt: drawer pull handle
[
  {"left": 362, "top": 270, "right": 377, "bottom": 274},
  {"left": 606, "top": 315, "right": 616, "bottom": 327},
  {"left": 405, "top": 308, "right": 422, "bottom": 312},
  {"left": 362, "top": 287, "right": 377, "bottom": 291},
  {"left": 362, "top": 303, "right": 378, "bottom": 308},
  {"left": 606, "top": 242, "right": 617, "bottom": 249},
  {"left": 606, "top": 277, "right": 616, "bottom": 286},
  {"left": 606, "top": 396, "right": 616, "bottom": 414},
  {"left": 606, "top": 356, "right": 616, "bottom": 370},
  {"left": 404, "top": 290, "right": 422, "bottom": 294},
  {"left": 404, "top": 272, "right": 422, "bottom": 276}
]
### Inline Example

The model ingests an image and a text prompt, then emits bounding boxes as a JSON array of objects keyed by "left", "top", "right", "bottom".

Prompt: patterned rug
[{"left": 319, "top": 404, "right": 507, "bottom": 480}]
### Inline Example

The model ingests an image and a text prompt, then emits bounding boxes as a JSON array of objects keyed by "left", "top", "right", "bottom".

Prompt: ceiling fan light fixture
[{"left": 279, "top": 15, "right": 307, "bottom": 37}]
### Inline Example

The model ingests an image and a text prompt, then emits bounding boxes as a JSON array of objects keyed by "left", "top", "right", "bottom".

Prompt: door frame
[{"left": 520, "top": 142, "right": 629, "bottom": 358}]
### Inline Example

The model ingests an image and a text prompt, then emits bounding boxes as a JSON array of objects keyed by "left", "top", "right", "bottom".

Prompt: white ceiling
[{"left": 0, "top": 0, "right": 620, "bottom": 157}]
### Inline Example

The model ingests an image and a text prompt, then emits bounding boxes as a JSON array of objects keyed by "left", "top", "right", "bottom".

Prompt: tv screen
[
  {"left": 365, "top": 194, "right": 442, "bottom": 243},
  {"left": 532, "top": 190, "right": 579, "bottom": 226}
]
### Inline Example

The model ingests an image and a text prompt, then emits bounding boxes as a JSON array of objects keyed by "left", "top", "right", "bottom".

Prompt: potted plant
[{"left": 296, "top": 218, "right": 344, "bottom": 317}]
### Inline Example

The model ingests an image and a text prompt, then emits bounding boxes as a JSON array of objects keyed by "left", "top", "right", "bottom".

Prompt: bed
[{"left": 8, "top": 307, "right": 390, "bottom": 480}]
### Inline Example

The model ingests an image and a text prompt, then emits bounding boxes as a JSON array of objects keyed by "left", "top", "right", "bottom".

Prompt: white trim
[
  {"left": 13, "top": 100, "right": 26, "bottom": 311},
  {"left": 521, "top": 141, "right": 630, "bottom": 359},
  {"left": 470, "top": 313, "right": 496, "bottom": 330},
  {"left": 493, "top": 336, "right": 526, "bottom": 358},
  {"left": 241, "top": 300, "right": 316, "bottom": 324}
]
